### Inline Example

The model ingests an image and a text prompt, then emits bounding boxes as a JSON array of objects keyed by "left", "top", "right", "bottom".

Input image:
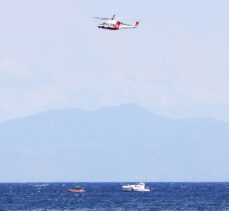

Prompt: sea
[{"left": 0, "top": 183, "right": 229, "bottom": 210}]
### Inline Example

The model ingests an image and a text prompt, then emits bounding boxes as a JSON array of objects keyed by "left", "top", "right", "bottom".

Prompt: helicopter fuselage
[{"left": 97, "top": 19, "right": 139, "bottom": 30}]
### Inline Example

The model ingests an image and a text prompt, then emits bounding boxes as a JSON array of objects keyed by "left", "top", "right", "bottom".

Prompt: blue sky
[{"left": 1, "top": 0, "right": 229, "bottom": 121}]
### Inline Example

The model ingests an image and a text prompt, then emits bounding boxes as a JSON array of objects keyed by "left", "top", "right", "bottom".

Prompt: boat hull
[
  {"left": 68, "top": 189, "right": 85, "bottom": 193},
  {"left": 122, "top": 183, "right": 150, "bottom": 192}
]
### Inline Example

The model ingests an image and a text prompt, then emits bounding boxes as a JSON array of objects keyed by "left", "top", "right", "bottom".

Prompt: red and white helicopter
[{"left": 94, "top": 15, "right": 139, "bottom": 30}]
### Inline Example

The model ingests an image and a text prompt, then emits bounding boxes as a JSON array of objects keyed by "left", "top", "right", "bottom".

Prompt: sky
[{"left": 1, "top": 0, "right": 229, "bottom": 121}]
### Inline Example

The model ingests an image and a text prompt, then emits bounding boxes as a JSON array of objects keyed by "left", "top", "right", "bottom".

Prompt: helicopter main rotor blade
[{"left": 93, "top": 17, "right": 110, "bottom": 20}]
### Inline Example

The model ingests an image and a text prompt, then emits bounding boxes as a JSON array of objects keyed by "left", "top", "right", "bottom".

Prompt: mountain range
[{"left": 1, "top": 104, "right": 229, "bottom": 182}]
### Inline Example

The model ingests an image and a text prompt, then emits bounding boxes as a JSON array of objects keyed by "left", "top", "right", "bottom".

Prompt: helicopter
[{"left": 93, "top": 15, "right": 139, "bottom": 30}]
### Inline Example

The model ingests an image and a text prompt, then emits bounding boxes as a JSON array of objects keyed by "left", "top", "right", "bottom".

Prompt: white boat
[{"left": 122, "top": 183, "right": 150, "bottom": 192}]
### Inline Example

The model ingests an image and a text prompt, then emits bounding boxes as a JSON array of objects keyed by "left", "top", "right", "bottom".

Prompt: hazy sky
[{"left": 1, "top": 0, "right": 229, "bottom": 121}]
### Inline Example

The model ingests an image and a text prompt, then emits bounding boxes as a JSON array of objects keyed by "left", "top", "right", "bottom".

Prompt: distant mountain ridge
[{"left": 1, "top": 104, "right": 229, "bottom": 182}]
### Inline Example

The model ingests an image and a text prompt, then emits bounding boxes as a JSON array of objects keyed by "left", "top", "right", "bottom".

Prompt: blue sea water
[{"left": 0, "top": 183, "right": 229, "bottom": 210}]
